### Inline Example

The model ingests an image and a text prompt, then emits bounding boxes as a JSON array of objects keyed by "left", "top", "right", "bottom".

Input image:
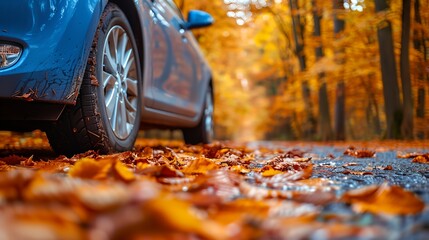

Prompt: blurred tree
[
  {"left": 333, "top": 0, "right": 346, "bottom": 140},
  {"left": 178, "top": 0, "right": 429, "bottom": 141},
  {"left": 289, "top": 0, "right": 316, "bottom": 139},
  {"left": 375, "top": 0, "right": 403, "bottom": 139},
  {"left": 312, "top": 0, "right": 332, "bottom": 140},
  {"left": 413, "top": 0, "right": 428, "bottom": 138},
  {"left": 400, "top": 0, "right": 413, "bottom": 139}
]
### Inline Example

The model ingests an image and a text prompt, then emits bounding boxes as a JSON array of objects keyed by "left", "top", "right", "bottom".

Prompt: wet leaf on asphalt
[
  {"left": 412, "top": 154, "right": 429, "bottom": 164},
  {"left": 342, "top": 183, "right": 425, "bottom": 215},
  {"left": 344, "top": 146, "right": 376, "bottom": 158}
]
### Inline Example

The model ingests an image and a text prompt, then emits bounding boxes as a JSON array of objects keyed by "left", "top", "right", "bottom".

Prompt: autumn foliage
[
  {"left": 0, "top": 135, "right": 427, "bottom": 239},
  {"left": 180, "top": 0, "right": 429, "bottom": 141}
]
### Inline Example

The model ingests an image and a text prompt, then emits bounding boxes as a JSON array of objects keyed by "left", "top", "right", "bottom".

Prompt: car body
[{"left": 0, "top": 0, "right": 214, "bottom": 155}]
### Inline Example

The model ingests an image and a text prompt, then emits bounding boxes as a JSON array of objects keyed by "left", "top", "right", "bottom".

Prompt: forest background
[{"left": 174, "top": 0, "right": 429, "bottom": 142}]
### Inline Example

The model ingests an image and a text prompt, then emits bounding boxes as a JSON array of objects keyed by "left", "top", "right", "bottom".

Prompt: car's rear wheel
[
  {"left": 182, "top": 86, "right": 214, "bottom": 144},
  {"left": 46, "top": 3, "right": 141, "bottom": 155}
]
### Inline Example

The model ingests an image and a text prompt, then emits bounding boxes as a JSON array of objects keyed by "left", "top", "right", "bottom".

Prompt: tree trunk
[
  {"left": 333, "top": 0, "right": 345, "bottom": 140},
  {"left": 414, "top": 0, "right": 427, "bottom": 138},
  {"left": 375, "top": 0, "right": 403, "bottom": 139},
  {"left": 289, "top": 0, "right": 316, "bottom": 139},
  {"left": 362, "top": 75, "right": 382, "bottom": 136},
  {"left": 313, "top": 0, "right": 332, "bottom": 141},
  {"left": 400, "top": 0, "right": 413, "bottom": 139}
]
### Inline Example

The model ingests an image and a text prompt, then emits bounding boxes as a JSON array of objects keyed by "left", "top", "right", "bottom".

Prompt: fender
[{"left": 0, "top": 0, "right": 103, "bottom": 104}]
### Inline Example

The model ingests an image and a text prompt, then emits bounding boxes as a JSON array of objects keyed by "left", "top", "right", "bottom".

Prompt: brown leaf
[
  {"left": 342, "top": 170, "right": 373, "bottom": 176},
  {"left": 0, "top": 155, "right": 27, "bottom": 165},
  {"left": 383, "top": 165, "right": 393, "bottom": 170},
  {"left": 344, "top": 146, "right": 375, "bottom": 158},
  {"left": 137, "top": 164, "right": 184, "bottom": 178},
  {"left": 90, "top": 75, "right": 99, "bottom": 86}
]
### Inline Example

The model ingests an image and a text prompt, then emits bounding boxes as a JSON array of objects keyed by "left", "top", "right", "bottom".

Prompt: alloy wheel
[{"left": 102, "top": 26, "right": 139, "bottom": 140}]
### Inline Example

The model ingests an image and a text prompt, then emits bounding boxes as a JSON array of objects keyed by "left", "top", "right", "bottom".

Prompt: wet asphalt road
[
  {"left": 1, "top": 138, "right": 428, "bottom": 197},
  {"left": 249, "top": 141, "right": 429, "bottom": 239},
  {"left": 248, "top": 141, "right": 429, "bottom": 194}
]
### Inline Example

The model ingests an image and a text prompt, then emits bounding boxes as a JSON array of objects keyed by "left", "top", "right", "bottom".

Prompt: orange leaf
[
  {"left": 261, "top": 166, "right": 283, "bottom": 177},
  {"left": 113, "top": 161, "right": 135, "bottom": 182},
  {"left": 68, "top": 157, "right": 112, "bottom": 180},
  {"left": 144, "top": 195, "right": 228, "bottom": 239},
  {"left": 182, "top": 157, "right": 219, "bottom": 175},
  {"left": 342, "top": 183, "right": 425, "bottom": 215},
  {"left": 230, "top": 165, "right": 250, "bottom": 174},
  {"left": 412, "top": 155, "right": 429, "bottom": 163}
]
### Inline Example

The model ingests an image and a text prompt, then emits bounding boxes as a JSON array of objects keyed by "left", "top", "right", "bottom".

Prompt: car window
[{"left": 164, "top": 0, "right": 185, "bottom": 20}]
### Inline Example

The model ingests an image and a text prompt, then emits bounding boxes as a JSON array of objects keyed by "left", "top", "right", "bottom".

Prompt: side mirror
[{"left": 184, "top": 10, "right": 214, "bottom": 30}]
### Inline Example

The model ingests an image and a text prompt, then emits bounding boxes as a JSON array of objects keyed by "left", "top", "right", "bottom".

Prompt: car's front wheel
[
  {"left": 46, "top": 3, "right": 141, "bottom": 155},
  {"left": 182, "top": 86, "right": 214, "bottom": 144}
]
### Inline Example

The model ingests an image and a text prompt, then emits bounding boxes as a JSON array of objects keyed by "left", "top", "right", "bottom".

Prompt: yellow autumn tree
[{"left": 177, "top": 0, "right": 429, "bottom": 141}]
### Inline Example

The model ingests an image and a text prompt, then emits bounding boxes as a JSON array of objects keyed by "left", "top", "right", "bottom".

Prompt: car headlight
[{"left": 0, "top": 43, "right": 22, "bottom": 69}]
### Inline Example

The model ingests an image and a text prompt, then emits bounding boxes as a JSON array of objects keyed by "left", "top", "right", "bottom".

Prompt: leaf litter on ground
[{"left": 0, "top": 136, "right": 428, "bottom": 239}]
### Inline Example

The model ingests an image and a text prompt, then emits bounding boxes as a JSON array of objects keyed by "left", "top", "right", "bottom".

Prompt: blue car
[{"left": 0, "top": 0, "right": 214, "bottom": 155}]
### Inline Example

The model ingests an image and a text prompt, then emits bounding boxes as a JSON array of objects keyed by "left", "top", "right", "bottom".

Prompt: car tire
[
  {"left": 182, "top": 86, "right": 214, "bottom": 144},
  {"left": 46, "top": 3, "right": 142, "bottom": 156}
]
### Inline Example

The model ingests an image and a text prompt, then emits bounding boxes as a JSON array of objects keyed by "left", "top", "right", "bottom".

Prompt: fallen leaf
[
  {"left": 261, "top": 165, "right": 284, "bottom": 177},
  {"left": 383, "top": 165, "right": 393, "bottom": 170},
  {"left": 397, "top": 152, "right": 422, "bottom": 158},
  {"left": 412, "top": 154, "right": 429, "bottom": 164},
  {"left": 68, "top": 157, "right": 112, "bottom": 180},
  {"left": 137, "top": 164, "right": 184, "bottom": 178},
  {"left": 144, "top": 195, "right": 229, "bottom": 240},
  {"left": 0, "top": 155, "right": 27, "bottom": 165},
  {"left": 113, "top": 161, "right": 136, "bottom": 182},
  {"left": 230, "top": 165, "right": 251, "bottom": 174},
  {"left": 344, "top": 147, "right": 375, "bottom": 158},
  {"left": 342, "top": 170, "right": 373, "bottom": 176},
  {"left": 182, "top": 157, "right": 220, "bottom": 175},
  {"left": 76, "top": 183, "right": 130, "bottom": 211},
  {"left": 342, "top": 183, "right": 425, "bottom": 215},
  {"left": 0, "top": 205, "right": 85, "bottom": 240}
]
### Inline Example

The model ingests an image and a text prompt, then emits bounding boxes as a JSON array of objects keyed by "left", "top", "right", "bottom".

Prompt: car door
[{"left": 148, "top": 0, "right": 205, "bottom": 118}]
